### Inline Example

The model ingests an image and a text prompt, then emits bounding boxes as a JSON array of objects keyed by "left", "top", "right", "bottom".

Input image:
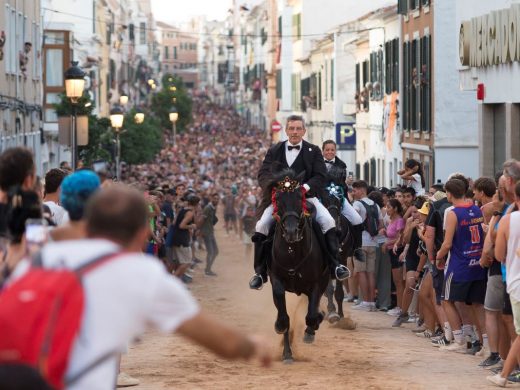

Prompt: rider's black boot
[
  {"left": 324, "top": 228, "right": 350, "bottom": 281},
  {"left": 249, "top": 232, "right": 268, "bottom": 290},
  {"left": 351, "top": 223, "right": 366, "bottom": 262}
]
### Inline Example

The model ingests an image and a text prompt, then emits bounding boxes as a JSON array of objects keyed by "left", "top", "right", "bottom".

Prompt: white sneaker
[
  {"left": 475, "top": 346, "right": 490, "bottom": 358},
  {"left": 351, "top": 303, "right": 371, "bottom": 311},
  {"left": 407, "top": 314, "right": 418, "bottom": 323},
  {"left": 486, "top": 373, "right": 507, "bottom": 387},
  {"left": 440, "top": 341, "right": 466, "bottom": 352},
  {"left": 117, "top": 372, "right": 140, "bottom": 387},
  {"left": 387, "top": 307, "right": 402, "bottom": 317}
]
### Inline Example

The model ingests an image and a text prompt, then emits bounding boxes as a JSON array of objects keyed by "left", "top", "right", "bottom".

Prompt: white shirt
[
  {"left": 353, "top": 197, "right": 382, "bottom": 247},
  {"left": 12, "top": 239, "right": 199, "bottom": 390},
  {"left": 285, "top": 141, "right": 303, "bottom": 167},
  {"left": 506, "top": 212, "right": 520, "bottom": 301},
  {"left": 407, "top": 173, "right": 425, "bottom": 196},
  {"left": 43, "top": 201, "right": 69, "bottom": 226}
]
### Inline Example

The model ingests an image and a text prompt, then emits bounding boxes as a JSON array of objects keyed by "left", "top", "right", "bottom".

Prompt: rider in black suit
[
  {"left": 249, "top": 116, "right": 350, "bottom": 290},
  {"left": 322, "top": 140, "right": 365, "bottom": 262}
]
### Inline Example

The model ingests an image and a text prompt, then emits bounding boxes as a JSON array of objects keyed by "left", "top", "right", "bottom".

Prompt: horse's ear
[{"left": 296, "top": 171, "right": 305, "bottom": 184}]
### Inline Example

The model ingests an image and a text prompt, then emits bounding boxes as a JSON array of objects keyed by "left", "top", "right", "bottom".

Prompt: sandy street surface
[{"left": 122, "top": 224, "right": 494, "bottom": 390}]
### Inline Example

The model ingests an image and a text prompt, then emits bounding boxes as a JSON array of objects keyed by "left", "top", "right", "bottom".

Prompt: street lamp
[
  {"left": 169, "top": 106, "right": 179, "bottom": 146},
  {"left": 64, "top": 61, "right": 86, "bottom": 171},
  {"left": 134, "top": 111, "right": 145, "bottom": 124},
  {"left": 119, "top": 94, "right": 129, "bottom": 106},
  {"left": 110, "top": 106, "right": 124, "bottom": 181}
]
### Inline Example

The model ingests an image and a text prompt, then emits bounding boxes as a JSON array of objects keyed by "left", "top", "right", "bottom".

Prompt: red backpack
[{"left": 0, "top": 252, "right": 122, "bottom": 390}]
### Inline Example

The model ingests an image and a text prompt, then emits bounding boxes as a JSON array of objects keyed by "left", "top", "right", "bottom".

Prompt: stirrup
[
  {"left": 335, "top": 265, "right": 351, "bottom": 281},
  {"left": 249, "top": 274, "right": 265, "bottom": 290}
]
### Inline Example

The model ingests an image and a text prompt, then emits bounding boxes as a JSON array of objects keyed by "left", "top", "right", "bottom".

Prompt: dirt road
[{"left": 122, "top": 225, "right": 492, "bottom": 390}]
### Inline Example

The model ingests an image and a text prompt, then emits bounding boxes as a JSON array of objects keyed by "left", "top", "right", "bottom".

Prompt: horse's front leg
[
  {"left": 303, "top": 284, "right": 324, "bottom": 344},
  {"left": 325, "top": 279, "right": 340, "bottom": 323},
  {"left": 335, "top": 280, "right": 345, "bottom": 318},
  {"left": 271, "top": 277, "right": 293, "bottom": 362}
]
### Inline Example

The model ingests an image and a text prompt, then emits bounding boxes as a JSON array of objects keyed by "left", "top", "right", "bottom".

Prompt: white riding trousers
[
  {"left": 342, "top": 199, "right": 363, "bottom": 226},
  {"left": 255, "top": 197, "right": 335, "bottom": 236}
]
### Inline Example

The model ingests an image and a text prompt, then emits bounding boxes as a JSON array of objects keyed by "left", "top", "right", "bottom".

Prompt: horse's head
[{"left": 271, "top": 170, "right": 308, "bottom": 243}]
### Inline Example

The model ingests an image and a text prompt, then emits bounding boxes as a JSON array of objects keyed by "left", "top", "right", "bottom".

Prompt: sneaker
[
  {"left": 411, "top": 325, "right": 427, "bottom": 333},
  {"left": 117, "top": 372, "right": 140, "bottom": 387},
  {"left": 352, "top": 303, "right": 371, "bottom": 311},
  {"left": 476, "top": 346, "right": 490, "bottom": 358},
  {"left": 466, "top": 340, "right": 482, "bottom": 355},
  {"left": 387, "top": 307, "right": 402, "bottom": 317},
  {"left": 440, "top": 341, "right": 466, "bottom": 352},
  {"left": 343, "top": 294, "right": 354, "bottom": 302},
  {"left": 479, "top": 354, "right": 502, "bottom": 369},
  {"left": 432, "top": 336, "right": 451, "bottom": 347},
  {"left": 392, "top": 313, "right": 409, "bottom": 327},
  {"left": 181, "top": 274, "right": 193, "bottom": 284},
  {"left": 507, "top": 370, "right": 520, "bottom": 383},
  {"left": 490, "top": 364, "right": 505, "bottom": 374},
  {"left": 416, "top": 329, "right": 434, "bottom": 338},
  {"left": 407, "top": 314, "right": 418, "bottom": 323},
  {"left": 486, "top": 374, "right": 507, "bottom": 387},
  {"left": 193, "top": 257, "right": 203, "bottom": 264}
]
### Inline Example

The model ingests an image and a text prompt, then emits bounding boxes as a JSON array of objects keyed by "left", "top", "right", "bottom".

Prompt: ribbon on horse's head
[
  {"left": 271, "top": 176, "right": 310, "bottom": 222},
  {"left": 325, "top": 182, "right": 345, "bottom": 204}
]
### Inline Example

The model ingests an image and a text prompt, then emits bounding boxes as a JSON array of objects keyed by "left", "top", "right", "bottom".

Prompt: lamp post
[
  {"left": 110, "top": 106, "right": 124, "bottom": 181},
  {"left": 169, "top": 106, "right": 179, "bottom": 146},
  {"left": 64, "top": 61, "right": 86, "bottom": 171}
]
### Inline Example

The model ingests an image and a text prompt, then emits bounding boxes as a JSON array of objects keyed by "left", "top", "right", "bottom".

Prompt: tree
[
  {"left": 151, "top": 74, "right": 192, "bottom": 131},
  {"left": 119, "top": 109, "right": 163, "bottom": 165}
]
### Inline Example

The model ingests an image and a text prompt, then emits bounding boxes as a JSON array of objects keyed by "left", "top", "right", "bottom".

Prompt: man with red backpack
[{"left": 0, "top": 186, "right": 271, "bottom": 390}]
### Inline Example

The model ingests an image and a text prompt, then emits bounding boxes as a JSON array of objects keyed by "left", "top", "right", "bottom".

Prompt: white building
[{"left": 457, "top": 0, "right": 520, "bottom": 177}]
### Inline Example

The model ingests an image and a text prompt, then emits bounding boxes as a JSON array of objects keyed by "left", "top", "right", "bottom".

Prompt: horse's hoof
[
  {"left": 275, "top": 323, "right": 288, "bottom": 334},
  {"left": 283, "top": 358, "right": 294, "bottom": 364},
  {"left": 303, "top": 332, "right": 315, "bottom": 344},
  {"left": 327, "top": 311, "right": 340, "bottom": 324}
]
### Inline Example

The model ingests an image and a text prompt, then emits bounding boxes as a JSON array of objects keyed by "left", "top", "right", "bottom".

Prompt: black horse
[
  {"left": 267, "top": 170, "right": 329, "bottom": 363},
  {"left": 320, "top": 167, "right": 355, "bottom": 322}
]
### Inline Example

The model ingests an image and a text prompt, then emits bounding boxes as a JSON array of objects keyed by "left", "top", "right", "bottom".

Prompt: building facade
[
  {"left": 457, "top": 0, "right": 520, "bottom": 177},
  {"left": 0, "top": 0, "right": 44, "bottom": 173}
]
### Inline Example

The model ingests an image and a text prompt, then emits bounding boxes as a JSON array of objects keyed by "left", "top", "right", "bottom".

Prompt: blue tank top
[{"left": 447, "top": 204, "right": 486, "bottom": 282}]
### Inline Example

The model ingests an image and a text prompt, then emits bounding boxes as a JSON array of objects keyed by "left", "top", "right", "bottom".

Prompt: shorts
[
  {"left": 511, "top": 297, "right": 520, "bottom": 335},
  {"left": 224, "top": 213, "right": 237, "bottom": 222},
  {"left": 443, "top": 273, "right": 486, "bottom": 304},
  {"left": 406, "top": 256, "right": 420, "bottom": 272},
  {"left": 431, "top": 265, "right": 445, "bottom": 305},
  {"left": 504, "top": 284, "right": 513, "bottom": 315},
  {"left": 388, "top": 247, "right": 403, "bottom": 269},
  {"left": 173, "top": 246, "right": 192, "bottom": 264},
  {"left": 354, "top": 246, "right": 376, "bottom": 273},
  {"left": 484, "top": 274, "right": 505, "bottom": 311}
]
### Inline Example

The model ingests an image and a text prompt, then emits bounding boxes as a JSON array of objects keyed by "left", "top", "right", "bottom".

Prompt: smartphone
[{"left": 25, "top": 219, "right": 48, "bottom": 256}]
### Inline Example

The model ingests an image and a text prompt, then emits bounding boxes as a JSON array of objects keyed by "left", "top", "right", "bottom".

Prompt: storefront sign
[
  {"left": 335, "top": 122, "right": 356, "bottom": 151},
  {"left": 460, "top": 5, "right": 520, "bottom": 67}
]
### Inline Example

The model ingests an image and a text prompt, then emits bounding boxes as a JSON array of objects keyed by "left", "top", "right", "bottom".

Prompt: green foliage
[
  {"left": 150, "top": 74, "right": 192, "bottom": 131},
  {"left": 53, "top": 93, "right": 95, "bottom": 116},
  {"left": 119, "top": 110, "right": 163, "bottom": 165}
]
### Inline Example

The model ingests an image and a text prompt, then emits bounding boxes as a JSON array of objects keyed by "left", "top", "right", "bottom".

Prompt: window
[
  {"left": 164, "top": 46, "right": 169, "bottom": 59},
  {"left": 411, "top": 38, "right": 419, "bottom": 130},
  {"left": 420, "top": 35, "right": 431, "bottom": 132},
  {"left": 174, "top": 46, "right": 177, "bottom": 59},
  {"left": 139, "top": 22, "right": 146, "bottom": 44},
  {"left": 7, "top": 7, "right": 17, "bottom": 74},
  {"left": 129, "top": 23, "right": 134, "bottom": 41},
  {"left": 292, "top": 13, "right": 301, "bottom": 41},
  {"left": 369, "top": 50, "right": 383, "bottom": 100},
  {"left": 33, "top": 22, "right": 41, "bottom": 79},
  {"left": 291, "top": 73, "right": 301, "bottom": 111},
  {"left": 276, "top": 69, "right": 282, "bottom": 99},
  {"left": 45, "top": 49, "right": 63, "bottom": 86},
  {"left": 385, "top": 38, "right": 400, "bottom": 94},
  {"left": 422, "top": 0, "right": 430, "bottom": 5},
  {"left": 301, "top": 77, "right": 310, "bottom": 110},
  {"left": 278, "top": 16, "right": 282, "bottom": 36},
  {"left": 324, "top": 60, "right": 328, "bottom": 101},
  {"left": 398, "top": 0, "right": 409, "bottom": 15}
]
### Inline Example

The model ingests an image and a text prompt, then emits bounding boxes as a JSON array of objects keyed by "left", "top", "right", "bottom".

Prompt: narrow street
[{"left": 122, "top": 222, "right": 490, "bottom": 390}]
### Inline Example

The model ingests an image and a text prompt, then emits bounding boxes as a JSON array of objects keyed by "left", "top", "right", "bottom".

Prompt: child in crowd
[{"left": 398, "top": 159, "right": 426, "bottom": 196}]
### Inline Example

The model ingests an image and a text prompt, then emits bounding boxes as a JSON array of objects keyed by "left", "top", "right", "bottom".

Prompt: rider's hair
[
  {"left": 322, "top": 140, "right": 336, "bottom": 150},
  {"left": 286, "top": 115, "right": 305, "bottom": 128}
]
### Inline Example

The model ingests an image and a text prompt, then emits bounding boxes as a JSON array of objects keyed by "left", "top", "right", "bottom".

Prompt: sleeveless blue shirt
[{"left": 446, "top": 204, "right": 486, "bottom": 282}]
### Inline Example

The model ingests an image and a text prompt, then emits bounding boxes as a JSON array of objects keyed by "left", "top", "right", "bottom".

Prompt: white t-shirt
[
  {"left": 353, "top": 197, "right": 382, "bottom": 247},
  {"left": 406, "top": 173, "right": 425, "bottom": 196},
  {"left": 506, "top": 212, "right": 520, "bottom": 301},
  {"left": 43, "top": 201, "right": 69, "bottom": 225},
  {"left": 12, "top": 239, "right": 199, "bottom": 390}
]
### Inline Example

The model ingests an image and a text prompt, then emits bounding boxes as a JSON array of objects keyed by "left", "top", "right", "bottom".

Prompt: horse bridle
[{"left": 278, "top": 210, "right": 307, "bottom": 243}]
